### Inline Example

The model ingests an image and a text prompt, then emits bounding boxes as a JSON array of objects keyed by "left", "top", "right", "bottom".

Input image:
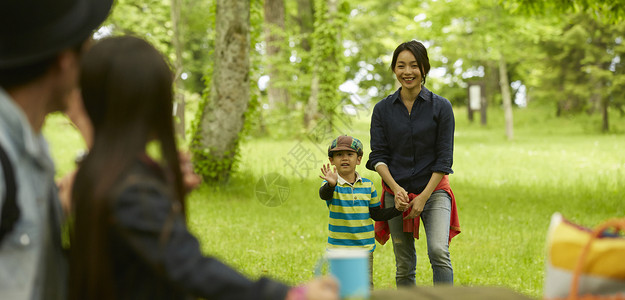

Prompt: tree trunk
[
  {"left": 304, "top": 76, "right": 319, "bottom": 127},
  {"left": 263, "top": 0, "right": 289, "bottom": 109},
  {"left": 298, "top": 0, "right": 316, "bottom": 128},
  {"left": 193, "top": 0, "right": 250, "bottom": 182},
  {"left": 307, "top": 0, "right": 342, "bottom": 131},
  {"left": 170, "top": 0, "right": 185, "bottom": 139},
  {"left": 296, "top": 0, "right": 314, "bottom": 52},
  {"left": 498, "top": 55, "right": 514, "bottom": 140},
  {"left": 484, "top": 61, "right": 497, "bottom": 106},
  {"left": 588, "top": 74, "right": 602, "bottom": 115},
  {"left": 602, "top": 97, "right": 609, "bottom": 132}
]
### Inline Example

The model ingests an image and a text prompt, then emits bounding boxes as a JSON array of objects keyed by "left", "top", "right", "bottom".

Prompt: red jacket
[{"left": 374, "top": 175, "right": 460, "bottom": 244}]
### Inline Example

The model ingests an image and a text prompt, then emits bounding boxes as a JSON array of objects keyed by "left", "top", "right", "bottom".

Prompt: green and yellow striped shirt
[{"left": 322, "top": 173, "right": 380, "bottom": 251}]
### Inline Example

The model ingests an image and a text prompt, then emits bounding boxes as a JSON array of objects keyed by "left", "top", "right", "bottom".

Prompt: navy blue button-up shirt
[{"left": 366, "top": 86, "right": 454, "bottom": 194}]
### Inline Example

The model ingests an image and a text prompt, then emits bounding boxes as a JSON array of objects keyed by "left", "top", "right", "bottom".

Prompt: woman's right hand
[
  {"left": 392, "top": 186, "right": 410, "bottom": 211},
  {"left": 395, "top": 200, "right": 409, "bottom": 211}
]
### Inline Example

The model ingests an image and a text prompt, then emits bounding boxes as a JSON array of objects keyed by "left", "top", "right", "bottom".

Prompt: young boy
[{"left": 318, "top": 135, "right": 402, "bottom": 286}]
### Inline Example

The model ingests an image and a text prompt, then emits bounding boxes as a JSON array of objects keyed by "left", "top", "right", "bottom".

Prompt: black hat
[{"left": 0, "top": 0, "right": 114, "bottom": 69}]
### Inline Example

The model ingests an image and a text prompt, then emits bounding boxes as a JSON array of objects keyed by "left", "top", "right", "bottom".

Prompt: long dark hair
[
  {"left": 390, "top": 40, "right": 431, "bottom": 85},
  {"left": 68, "top": 36, "right": 185, "bottom": 300}
]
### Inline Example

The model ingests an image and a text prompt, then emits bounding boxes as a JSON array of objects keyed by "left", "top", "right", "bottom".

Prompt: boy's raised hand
[{"left": 319, "top": 163, "right": 338, "bottom": 187}]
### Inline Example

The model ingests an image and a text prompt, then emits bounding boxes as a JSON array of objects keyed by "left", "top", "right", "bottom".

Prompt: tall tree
[
  {"left": 170, "top": 0, "right": 186, "bottom": 139},
  {"left": 191, "top": 0, "right": 250, "bottom": 182},
  {"left": 498, "top": 56, "right": 514, "bottom": 139},
  {"left": 263, "top": 0, "right": 290, "bottom": 109},
  {"left": 308, "top": 0, "right": 347, "bottom": 130},
  {"left": 296, "top": 0, "right": 314, "bottom": 52},
  {"left": 297, "top": 0, "right": 317, "bottom": 127}
]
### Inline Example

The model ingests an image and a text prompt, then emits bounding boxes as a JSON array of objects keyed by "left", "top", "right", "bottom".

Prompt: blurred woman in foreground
[{"left": 69, "top": 36, "right": 337, "bottom": 300}]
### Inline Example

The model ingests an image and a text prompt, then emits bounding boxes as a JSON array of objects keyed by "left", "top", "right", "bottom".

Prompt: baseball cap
[{"left": 328, "top": 135, "right": 363, "bottom": 157}]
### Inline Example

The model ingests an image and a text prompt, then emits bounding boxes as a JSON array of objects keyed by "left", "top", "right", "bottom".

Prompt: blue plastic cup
[{"left": 316, "top": 249, "right": 370, "bottom": 299}]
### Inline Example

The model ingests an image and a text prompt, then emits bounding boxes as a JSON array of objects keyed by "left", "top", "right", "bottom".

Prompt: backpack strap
[{"left": 0, "top": 142, "right": 19, "bottom": 243}]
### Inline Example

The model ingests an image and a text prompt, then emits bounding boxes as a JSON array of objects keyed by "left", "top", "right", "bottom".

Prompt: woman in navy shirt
[{"left": 366, "top": 40, "right": 458, "bottom": 286}]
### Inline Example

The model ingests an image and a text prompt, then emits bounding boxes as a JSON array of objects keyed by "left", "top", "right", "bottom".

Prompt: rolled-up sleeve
[
  {"left": 113, "top": 181, "right": 290, "bottom": 300},
  {"left": 366, "top": 102, "right": 390, "bottom": 171},
  {"left": 431, "top": 97, "right": 454, "bottom": 174}
]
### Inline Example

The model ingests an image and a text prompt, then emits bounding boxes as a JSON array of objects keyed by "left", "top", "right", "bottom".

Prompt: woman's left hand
[
  {"left": 404, "top": 193, "right": 428, "bottom": 219},
  {"left": 57, "top": 169, "right": 77, "bottom": 216},
  {"left": 179, "top": 151, "right": 202, "bottom": 193}
]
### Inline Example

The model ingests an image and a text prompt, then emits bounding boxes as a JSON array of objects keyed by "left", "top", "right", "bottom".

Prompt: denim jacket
[
  {"left": 107, "top": 158, "right": 290, "bottom": 300},
  {"left": 0, "top": 88, "right": 67, "bottom": 300}
]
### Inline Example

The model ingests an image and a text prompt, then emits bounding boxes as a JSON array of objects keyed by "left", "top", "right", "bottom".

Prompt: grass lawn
[{"left": 44, "top": 103, "right": 625, "bottom": 299}]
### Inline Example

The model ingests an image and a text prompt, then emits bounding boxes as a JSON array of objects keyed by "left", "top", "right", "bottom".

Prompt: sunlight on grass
[{"left": 44, "top": 105, "right": 625, "bottom": 299}]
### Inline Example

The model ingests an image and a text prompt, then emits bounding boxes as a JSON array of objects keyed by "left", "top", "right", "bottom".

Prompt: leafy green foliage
[
  {"left": 534, "top": 12, "right": 625, "bottom": 122},
  {"left": 341, "top": 1, "right": 404, "bottom": 98},
  {"left": 106, "top": 0, "right": 214, "bottom": 95},
  {"left": 103, "top": 0, "right": 625, "bottom": 186},
  {"left": 179, "top": 0, "right": 215, "bottom": 94},
  {"left": 503, "top": 0, "right": 625, "bottom": 23},
  {"left": 311, "top": 0, "right": 349, "bottom": 128},
  {"left": 191, "top": 146, "right": 238, "bottom": 181},
  {"left": 106, "top": 0, "right": 173, "bottom": 55}
]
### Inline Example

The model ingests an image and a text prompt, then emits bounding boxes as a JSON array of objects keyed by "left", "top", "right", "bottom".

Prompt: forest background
[
  {"left": 95, "top": 0, "right": 625, "bottom": 182},
  {"left": 45, "top": 0, "right": 625, "bottom": 298}
]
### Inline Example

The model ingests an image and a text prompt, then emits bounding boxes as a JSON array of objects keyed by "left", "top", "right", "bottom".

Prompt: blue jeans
[{"left": 384, "top": 190, "right": 453, "bottom": 286}]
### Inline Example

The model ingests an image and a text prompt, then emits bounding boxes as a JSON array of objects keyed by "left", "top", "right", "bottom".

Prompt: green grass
[{"left": 44, "top": 104, "right": 625, "bottom": 299}]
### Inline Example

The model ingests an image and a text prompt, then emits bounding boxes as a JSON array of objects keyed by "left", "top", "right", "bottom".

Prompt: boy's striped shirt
[{"left": 322, "top": 173, "right": 380, "bottom": 251}]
